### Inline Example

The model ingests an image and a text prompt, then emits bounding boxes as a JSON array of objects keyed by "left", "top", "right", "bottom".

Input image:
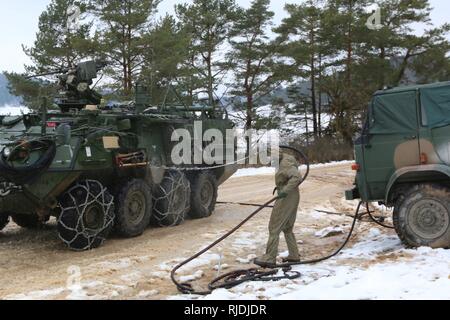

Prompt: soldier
[{"left": 254, "top": 152, "right": 302, "bottom": 268}]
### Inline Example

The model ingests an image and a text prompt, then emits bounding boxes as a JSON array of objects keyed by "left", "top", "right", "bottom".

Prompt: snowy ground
[
  {"left": 1, "top": 163, "right": 449, "bottom": 301},
  {"left": 189, "top": 231, "right": 450, "bottom": 300},
  {"left": 233, "top": 161, "right": 354, "bottom": 178}
]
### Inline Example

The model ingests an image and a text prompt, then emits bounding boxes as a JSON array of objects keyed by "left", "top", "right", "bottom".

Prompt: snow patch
[
  {"left": 174, "top": 230, "right": 450, "bottom": 300},
  {"left": 4, "top": 288, "right": 65, "bottom": 300},
  {"left": 314, "top": 226, "right": 345, "bottom": 238},
  {"left": 232, "top": 161, "right": 353, "bottom": 179},
  {"left": 0, "top": 105, "right": 30, "bottom": 116},
  {"left": 179, "top": 270, "right": 205, "bottom": 283}
]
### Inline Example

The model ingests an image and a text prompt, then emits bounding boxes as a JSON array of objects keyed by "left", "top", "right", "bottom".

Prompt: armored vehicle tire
[
  {"left": 12, "top": 214, "right": 44, "bottom": 229},
  {"left": 115, "top": 179, "right": 153, "bottom": 237},
  {"left": 152, "top": 171, "right": 191, "bottom": 227},
  {"left": 0, "top": 213, "right": 9, "bottom": 231},
  {"left": 393, "top": 184, "right": 450, "bottom": 249},
  {"left": 58, "top": 180, "right": 115, "bottom": 251},
  {"left": 189, "top": 172, "right": 218, "bottom": 219}
]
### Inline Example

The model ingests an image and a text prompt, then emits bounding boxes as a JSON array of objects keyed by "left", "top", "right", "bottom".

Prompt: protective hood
[{"left": 279, "top": 154, "right": 299, "bottom": 170}]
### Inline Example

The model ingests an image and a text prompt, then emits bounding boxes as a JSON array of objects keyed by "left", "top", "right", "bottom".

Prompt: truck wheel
[
  {"left": 115, "top": 179, "right": 153, "bottom": 237},
  {"left": 189, "top": 172, "right": 218, "bottom": 219},
  {"left": 394, "top": 184, "right": 450, "bottom": 249},
  {"left": 11, "top": 214, "right": 44, "bottom": 229},
  {"left": 58, "top": 180, "right": 115, "bottom": 251},
  {"left": 152, "top": 171, "right": 191, "bottom": 227},
  {"left": 0, "top": 213, "right": 9, "bottom": 231}
]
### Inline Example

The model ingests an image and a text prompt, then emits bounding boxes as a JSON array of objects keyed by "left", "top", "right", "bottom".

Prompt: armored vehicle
[
  {"left": 347, "top": 82, "right": 450, "bottom": 249},
  {"left": 0, "top": 61, "right": 237, "bottom": 251}
]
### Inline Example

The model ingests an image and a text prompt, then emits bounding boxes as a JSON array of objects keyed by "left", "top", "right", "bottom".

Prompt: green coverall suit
[{"left": 255, "top": 154, "right": 301, "bottom": 267}]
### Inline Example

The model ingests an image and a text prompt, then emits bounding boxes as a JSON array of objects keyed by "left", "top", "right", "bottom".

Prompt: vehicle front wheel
[
  {"left": 394, "top": 184, "right": 450, "bottom": 249},
  {"left": 58, "top": 180, "right": 115, "bottom": 251},
  {"left": 0, "top": 213, "right": 9, "bottom": 231}
]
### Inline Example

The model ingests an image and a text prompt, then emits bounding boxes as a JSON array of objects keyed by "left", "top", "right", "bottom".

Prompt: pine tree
[
  {"left": 6, "top": 0, "right": 92, "bottom": 108},
  {"left": 4, "top": 73, "right": 57, "bottom": 110},
  {"left": 91, "top": 0, "right": 160, "bottom": 96},
  {"left": 23, "top": 0, "right": 93, "bottom": 74},
  {"left": 320, "top": 0, "right": 375, "bottom": 144},
  {"left": 140, "top": 15, "right": 194, "bottom": 106},
  {"left": 275, "top": 0, "right": 330, "bottom": 138},
  {"left": 364, "top": 0, "right": 450, "bottom": 87},
  {"left": 176, "top": 0, "right": 238, "bottom": 106}
]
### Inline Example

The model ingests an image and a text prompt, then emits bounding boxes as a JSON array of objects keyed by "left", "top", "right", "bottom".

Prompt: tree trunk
[
  {"left": 310, "top": 51, "right": 318, "bottom": 138},
  {"left": 395, "top": 50, "right": 412, "bottom": 86},
  {"left": 207, "top": 51, "right": 214, "bottom": 107},
  {"left": 318, "top": 53, "right": 323, "bottom": 138},
  {"left": 245, "top": 89, "right": 253, "bottom": 164},
  {"left": 379, "top": 46, "right": 386, "bottom": 88}
]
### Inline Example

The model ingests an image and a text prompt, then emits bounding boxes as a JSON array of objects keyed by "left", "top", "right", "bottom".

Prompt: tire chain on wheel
[
  {"left": 152, "top": 171, "right": 191, "bottom": 227},
  {"left": 0, "top": 213, "right": 9, "bottom": 231},
  {"left": 58, "top": 180, "right": 115, "bottom": 251}
]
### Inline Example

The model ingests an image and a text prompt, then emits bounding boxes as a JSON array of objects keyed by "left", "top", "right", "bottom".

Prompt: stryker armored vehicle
[
  {"left": 346, "top": 82, "right": 450, "bottom": 249},
  {"left": 0, "top": 61, "right": 237, "bottom": 251}
]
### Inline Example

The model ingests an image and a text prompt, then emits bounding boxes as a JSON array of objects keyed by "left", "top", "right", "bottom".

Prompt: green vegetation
[{"left": 3, "top": 0, "right": 450, "bottom": 156}]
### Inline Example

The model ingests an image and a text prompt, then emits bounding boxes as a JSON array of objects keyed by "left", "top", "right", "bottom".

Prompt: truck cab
[{"left": 347, "top": 82, "right": 450, "bottom": 249}]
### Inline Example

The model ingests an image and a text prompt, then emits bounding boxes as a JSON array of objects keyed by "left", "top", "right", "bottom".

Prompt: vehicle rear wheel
[
  {"left": 0, "top": 213, "right": 9, "bottom": 231},
  {"left": 189, "top": 172, "right": 218, "bottom": 219},
  {"left": 58, "top": 180, "right": 115, "bottom": 251},
  {"left": 12, "top": 214, "right": 44, "bottom": 229},
  {"left": 152, "top": 171, "right": 191, "bottom": 227},
  {"left": 394, "top": 184, "right": 450, "bottom": 249},
  {"left": 115, "top": 179, "right": 153, "bottom": 237}
]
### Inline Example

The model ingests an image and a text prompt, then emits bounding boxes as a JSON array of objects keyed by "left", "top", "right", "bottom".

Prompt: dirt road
[{"left": 0, "top": 163, "right": 386, "bottom": 300}]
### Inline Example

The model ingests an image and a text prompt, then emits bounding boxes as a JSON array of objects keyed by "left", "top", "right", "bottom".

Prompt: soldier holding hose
[{"left": 254, "top": 152, "right": 302, "bottom": 268}]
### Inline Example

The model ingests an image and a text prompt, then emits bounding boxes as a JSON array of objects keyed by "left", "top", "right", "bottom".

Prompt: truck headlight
[{"left": 2, "top": 147, "right": 11, "bottom": 158}]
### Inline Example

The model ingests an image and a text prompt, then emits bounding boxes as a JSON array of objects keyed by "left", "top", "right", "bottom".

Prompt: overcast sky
[{"left": 0, "top": 0, "right": 448, "bottom": 73}]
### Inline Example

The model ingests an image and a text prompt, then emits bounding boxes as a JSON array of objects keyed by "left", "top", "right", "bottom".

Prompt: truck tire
[
  {"left": 0, "top": 213, "right": 9, "bottom": 231},
  {"left": 152, "top": 171, "right": 191, "bottom": 227},
  {"left": 11, "top": 214, "right": 44, "bottom": 229},
  {"left": 115, "top": 179, "right": 153, "bottom": 237},
  {"left": 189, "top": 172, "right": 218, "bottom": 219},
  {"left": 394, "top": 184, "right": 450, "bottom": 249},
  {"left": 58, "top": 180, "right": 115, "bottom": 251}
]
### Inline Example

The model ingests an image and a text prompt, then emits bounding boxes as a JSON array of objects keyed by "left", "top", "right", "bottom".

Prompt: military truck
[
  {"left": 0, "top": 61, "right": 237, "bottom": 251},
  {"left": 347, "top": 82, "right": 450, "bottom": 249}
]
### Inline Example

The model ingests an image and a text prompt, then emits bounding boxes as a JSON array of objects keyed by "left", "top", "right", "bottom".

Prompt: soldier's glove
[{"left": 277, "top": 191, "right": 288, "bottom": 199}]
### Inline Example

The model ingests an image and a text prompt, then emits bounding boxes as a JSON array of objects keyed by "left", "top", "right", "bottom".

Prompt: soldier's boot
[
  {"left": 283, "top": 231, "right": 301, "bottom": 263},
  {"left": 253, "top": 255, "right": 277, "bottom": 268},
  {"left": 254, "top": 232, "right": 280, "bottom": 268}
]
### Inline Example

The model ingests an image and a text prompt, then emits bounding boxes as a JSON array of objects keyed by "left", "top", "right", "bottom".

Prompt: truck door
[{"left": 362, "top": 90, "right": 420, "bottom": 200}]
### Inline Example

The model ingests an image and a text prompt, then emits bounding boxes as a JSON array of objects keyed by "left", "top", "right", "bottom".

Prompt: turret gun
[{"left": 27, "top": 60, "right": 107, "bottom": 112}]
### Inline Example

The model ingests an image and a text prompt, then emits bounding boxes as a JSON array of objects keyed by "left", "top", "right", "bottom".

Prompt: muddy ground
[{"left": 0, "top": 163, "right": 395, "bottom": 300}]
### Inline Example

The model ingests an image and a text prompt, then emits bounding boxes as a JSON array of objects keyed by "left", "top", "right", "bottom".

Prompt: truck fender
[{"left": 385, "top": 164, "right": 450, "bottom": 204}]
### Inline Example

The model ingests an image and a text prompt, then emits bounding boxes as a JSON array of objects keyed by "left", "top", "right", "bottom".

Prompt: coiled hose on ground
[{"left": 171, "top": 146, "right": 392, "bottom": 295}]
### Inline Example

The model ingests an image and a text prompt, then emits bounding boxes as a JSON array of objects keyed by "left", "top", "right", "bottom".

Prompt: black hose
[
  {"left": 366, "top": 203, "right": 395, "bottom": 229},
  {"left": 171, "top": 196, "right": 280, "bottom": 295},
  {"left": 171, "top": 145, "right": 310, "bottom": 295},
  {"left": 0, "top": 139, "right": 57, "bottom": 184},
  {"left": 277, "top": 202, "right": 363, "bottom": 266},
  {"left": 170, "top": 144, "right": 394, "bottom": 295}
]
